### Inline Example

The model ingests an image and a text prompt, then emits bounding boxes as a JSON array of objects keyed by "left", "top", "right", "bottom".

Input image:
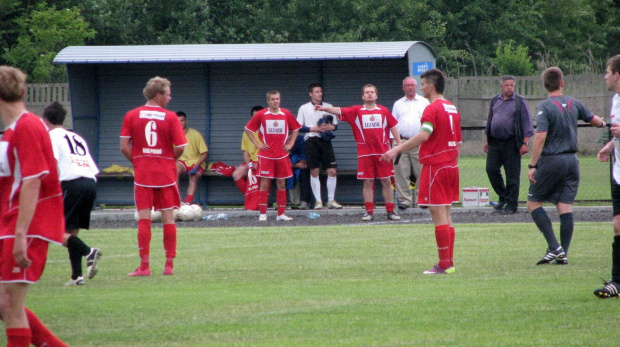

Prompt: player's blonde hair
[
  {"left": 362, "top": 84, "right": 378, "bottom": 95},
  {"left": 143, "top": 76, "right": 171, "bottom": 100},
  {"left": 266, "top": 90, "right": 280, "bottom": 100},
  {"left": 0, "top": 65, "right": 27, "bottom": 102}
]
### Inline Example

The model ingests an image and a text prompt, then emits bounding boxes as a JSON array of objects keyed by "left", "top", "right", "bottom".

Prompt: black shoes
[
  {"left": 537, "top": 247, "right": 566, "bottom": 265},
  {"left": 493, "top": 201, "right": 505, "bottom": 211},
  {"left": 594, "top": 280, "right": 620, "bottom": 298}
]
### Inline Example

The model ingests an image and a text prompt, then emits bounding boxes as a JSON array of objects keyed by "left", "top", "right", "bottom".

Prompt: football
[
  {"left": 178, "top": 204, "right": 196, "bottom": 221},
  {"left": 190, "top": 204, "right": 203, "bottom": 219},
  {"left": 151, "top": 209, "right": 162, "bottom": 222},
  {"left": 133, "top": 210, "right": 139, "bottom": 221},
  {"left": 173, "top": 208, "right": 180, "bottom": 221}
]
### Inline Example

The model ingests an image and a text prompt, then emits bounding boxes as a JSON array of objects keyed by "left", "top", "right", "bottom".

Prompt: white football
[
  {"left": 133, "top": 210, "right": 139, "bottom": 221},
  {"left": 151, "top": 209, "right": 162, "bottom": 222},
  {"left": 190, "top": 204, "right": 203, "bottom": 219},
  {"left": 178, "top": 205, "right": 195, "bottom": 221},
  {"left": 173, "top": 208, "right": 180, "bottom": 221}
]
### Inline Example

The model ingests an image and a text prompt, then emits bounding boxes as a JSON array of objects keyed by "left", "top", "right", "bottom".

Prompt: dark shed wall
[{"left": 72, "top": 58, "right": 410, "bottom": 205}]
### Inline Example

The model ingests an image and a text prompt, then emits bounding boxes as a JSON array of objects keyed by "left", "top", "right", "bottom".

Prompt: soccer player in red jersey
[
  {"left": 382, "top": 69, "right": 463, "bottom": 275},
  {"left": 0, "top": 65, "right": 68, "bottom": 346},
  {"left": 120, "top": 77, "right": 187, "bottom": 277},
  {"left": 317, "top": 84, "right": 402, "bottom": 221},
  {"left": 245, "top": 90, "right": 301, "bottom": 222}
]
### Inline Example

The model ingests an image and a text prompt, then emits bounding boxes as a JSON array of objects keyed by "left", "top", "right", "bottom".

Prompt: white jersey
[
  {"left": 391, "top": 94, "right": 430, "bottom": 139},
  {"left": 49, "top": 128, "right": 99, "bottom": 182},
  {"left": 612, "top": 94, "right": 620, "bottom": 184},
  {"left": 296, "top": 101, "right": 337, "bottom": 140}
]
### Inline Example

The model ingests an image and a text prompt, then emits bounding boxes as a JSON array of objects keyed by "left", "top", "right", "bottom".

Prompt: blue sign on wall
[{"left": 412, "top": 62, "right": 433, "bottom": 75}]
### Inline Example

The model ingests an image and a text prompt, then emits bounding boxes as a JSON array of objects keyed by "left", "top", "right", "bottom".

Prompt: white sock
[
  {"left": 310, "top": 175, "right": 322, "bottom": 203},
  {"left": 327, "top": 176, "right": 337, "bottom": 201}
]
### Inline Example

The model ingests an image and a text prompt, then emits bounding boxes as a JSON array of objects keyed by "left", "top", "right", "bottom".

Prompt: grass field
[
  {"left": 13, "top": 221, "right": 619, "bottom": 346},
  {"left": 459, "top": 155, "right": 612, "bottom": 203}
]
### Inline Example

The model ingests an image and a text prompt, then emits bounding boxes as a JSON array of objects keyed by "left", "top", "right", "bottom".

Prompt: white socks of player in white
[
  {"left": 311, "top": 175, "right": 321, "bottom": 203},
  {"left": 327, "top": 176, "right": 337, "bottom": 202}
]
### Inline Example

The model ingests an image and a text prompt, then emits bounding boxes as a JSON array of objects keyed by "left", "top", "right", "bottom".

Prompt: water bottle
[
  {"left": 203, "top": 213, "right": 229, "bottom": 221},
  {"left": 307, "top": 212, "right": 321, "bottom": 219}
]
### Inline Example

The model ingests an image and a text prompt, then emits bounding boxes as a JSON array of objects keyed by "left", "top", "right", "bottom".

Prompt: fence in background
[{"left": 22, "top": 77, "right": 615, "bottom": 204}]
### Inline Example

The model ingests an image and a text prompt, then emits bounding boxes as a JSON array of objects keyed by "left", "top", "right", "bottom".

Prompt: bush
[{"left": 493, "top": 40, "right": 535, "bottom": 76}]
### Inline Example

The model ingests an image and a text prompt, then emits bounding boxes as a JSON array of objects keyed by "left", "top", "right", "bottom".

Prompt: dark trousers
[{"left": 486, "top": 137, "right": 521, "bottom": 210}]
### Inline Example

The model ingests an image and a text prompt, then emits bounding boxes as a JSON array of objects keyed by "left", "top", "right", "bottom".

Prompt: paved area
[{"left": 90, "top": 205, "right": 612, "bottom": 222}]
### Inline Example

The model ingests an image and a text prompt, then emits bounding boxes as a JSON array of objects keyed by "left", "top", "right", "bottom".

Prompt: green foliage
[
  {"left": 493, "top": 40, "right": 535, "bottom": 76},
  {"left": 2, "top": 4, "right": 95, "bottom": 82}
]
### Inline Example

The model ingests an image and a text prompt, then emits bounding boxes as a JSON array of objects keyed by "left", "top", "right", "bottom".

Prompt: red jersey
[
  {"left": 0, "top": 112, "right": 64, "bottom": 243},
  {"left": 120, "top": 105, "right": 187, "bottom": 187},
  {"left": 245, "top": 108, "right": 301, "bottom": 159},
  {"left": 419, "top": 99, "right": 462, "bottom": 165},
  {"left": 339, "top": 105, "right": 398, "bottom": 157}
]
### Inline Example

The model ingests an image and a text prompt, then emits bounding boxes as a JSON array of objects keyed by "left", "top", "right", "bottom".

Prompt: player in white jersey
[
  {"left": 595, "top": 55, "right": 620, "bottom": 298},
  {"left": 42, "top": 101, "right": 102, "bottom": 286}
]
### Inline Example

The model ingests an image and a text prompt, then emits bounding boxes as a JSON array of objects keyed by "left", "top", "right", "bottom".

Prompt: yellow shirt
[
  {"left": 241, "top": 131, "right": 261, "bottom": 162},
  {"left": 179, "top": 128, "right": 208, "bottom": 168}
]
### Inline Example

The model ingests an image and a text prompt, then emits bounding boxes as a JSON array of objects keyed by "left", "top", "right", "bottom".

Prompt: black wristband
[{"left": 528, "top": 163, "right": 537, "bottom": 169}]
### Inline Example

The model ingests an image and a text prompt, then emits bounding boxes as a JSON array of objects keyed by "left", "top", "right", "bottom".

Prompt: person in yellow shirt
[
  {"left": 176, "top": 111, "right": 208, "bottom": 204},
  {"left": 233, "top": 106, "right": 263, "bottom": 193}
]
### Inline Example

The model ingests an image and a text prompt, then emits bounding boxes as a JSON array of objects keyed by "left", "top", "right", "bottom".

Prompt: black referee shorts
[
  {"left": 62, "top": 177, "right": 97, "bottom": 231},
  {"left": 527, "top": 153, "right": 579, "bottom": 204},
  {"left": 305, "top": 137, "right": 338, "bottom": 170}
]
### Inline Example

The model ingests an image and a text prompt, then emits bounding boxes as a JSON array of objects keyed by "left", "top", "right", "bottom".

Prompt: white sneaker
[
  {"left": 65, "top": 276, "right": 85, "bottom": 286},
  {"left": 258, "top": 214, "right": 267, "bottom": 222},
  {"left": 276, "top": 214, "right": 293, "bottom": 221},
  {"left": 314, "top": 202, "right": 324, "bottom": 209},
  {"left": 328, "top": 200, "right": 343, "bottom": 209}
]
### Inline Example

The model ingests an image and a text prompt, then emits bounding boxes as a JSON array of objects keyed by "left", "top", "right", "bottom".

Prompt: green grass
[
  {"left": 459, "top": 155, "right": 612, "bottom": 202},
  {"left": 14, "top": 222, "right": 619, "bottom": 346}
]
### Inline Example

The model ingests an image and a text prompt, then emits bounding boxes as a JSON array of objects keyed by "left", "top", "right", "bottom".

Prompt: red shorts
[
  {"left": 257, "top": 157, "right": 292, "bottom": 179},
  {"left": 134, "top": 184, "right": 181, "bottom": 211},
  {"left": 178, "top": 160, "right": 205, "bottom": 176},
  {"left": 418, "top": 162, "right": 460, "bottom": 206},
  {"left": 0, "top": 238, "right": 50, "bottom": 283},
  {"left": 357, "top": 155, "right": 394, "bottom": 180}
]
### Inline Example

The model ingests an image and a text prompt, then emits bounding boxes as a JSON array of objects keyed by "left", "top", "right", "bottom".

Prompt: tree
[
  {"left": 493, "top": 40, "right": 535, "bottom": 76},
  {"left": 2, "top": 4, "right": 95, "bottom": 82}
]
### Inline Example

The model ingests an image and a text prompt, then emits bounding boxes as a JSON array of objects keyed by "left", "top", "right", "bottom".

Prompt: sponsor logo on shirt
[
  {"left": 362, "top": 114, "right": 381, "bottom": 129},
  {"left": 139, "top": 110, "right": 166, "bottom": 120},
  {"left": 142, "top": 148, "right": 163, "bottom": 154},
  {"left": 443, "top": 104, "right": 458, "bottom": 113},
  {"left": 266, "top": 120, "right": 285, "bottom": 134},
  {"left": 448, "top": 141, "right": 457, "bottom": 147}
]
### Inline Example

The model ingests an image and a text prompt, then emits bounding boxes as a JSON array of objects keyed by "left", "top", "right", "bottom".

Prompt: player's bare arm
[
  {"left": 610, "top": 124, "right": 620, "bottom": 138},
  {"left": 14, "top": 176, "right": 42, "bottom": 268},
  {"left": 598, "top": 140, "right": 615, "bottom": 162},
  {"left": 120, "top": 138, "right": 133, "bottom": 162},
  {"left": 590, "top": 115, "right": 606, "bottom": 128},
  {"left": 315, "top": 105, "right": 341, "bottom": 115},
  {"left": 245, "top": 129, "right": 269, "bottom": 150},
  {"left": 283, "top": 129, "right": 299, "bottom": 152},
  {"left": 390, "top": 127, "right": 402, "bottom": 146},
  {"left": 528, "top": 131, "right": 547, "bottom": 183}
]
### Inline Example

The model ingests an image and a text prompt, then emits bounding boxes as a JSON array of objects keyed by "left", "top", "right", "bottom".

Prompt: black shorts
[
  {"left": 304, "top": 137, "right": 338, "bottom": 170},
  {"left": 61, "top": 177, "right": 97, "bottom": 231},
  {"left": 612, "top": 179, "right": 620, "bottom": 216},
  {"left": 528, "top": 153, "right": 579, "bottom": 204}
]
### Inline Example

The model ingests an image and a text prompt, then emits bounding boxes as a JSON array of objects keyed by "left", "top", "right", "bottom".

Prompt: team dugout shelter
[{"left": 54, "top": 41, "right": 436, "bottom": 205}]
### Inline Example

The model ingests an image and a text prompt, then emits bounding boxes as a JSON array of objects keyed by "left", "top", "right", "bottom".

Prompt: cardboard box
[{"left": 462, "top": 187, "right": 490, "bottom": 207}]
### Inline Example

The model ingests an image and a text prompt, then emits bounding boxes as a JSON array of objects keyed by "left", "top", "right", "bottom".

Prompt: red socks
[
  {"left": 385, "top": 203, "right": 395, "bottom": 213},
  {"left": 138, "top": 219, "right": 152, "bottom": 270},
  {"left": 163, "top": 223, "right": 177, "bottom": 260},
  {"left": 364, "top": 202, "right": 374, "bottom": 214},
  {"left": 449, "top": 226, "right": 456, "bottom": 267},
  {"left": 276, "top": 189, "right": 287, "bottom": 215},
  {"left": 234, "top": 178, "right": 247, "bottom": 193},
  {"left": 258, "top": 190, "right": 268, "bottom": 214},
  {"left": 25, "top": 308, "right": 68, "bottom": 347},
  {"left": 6, "top": 328, "right": 30, "bottom": 347},
  {"left": 435, "top": 224, "right": 452, "bottom": 269}
]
